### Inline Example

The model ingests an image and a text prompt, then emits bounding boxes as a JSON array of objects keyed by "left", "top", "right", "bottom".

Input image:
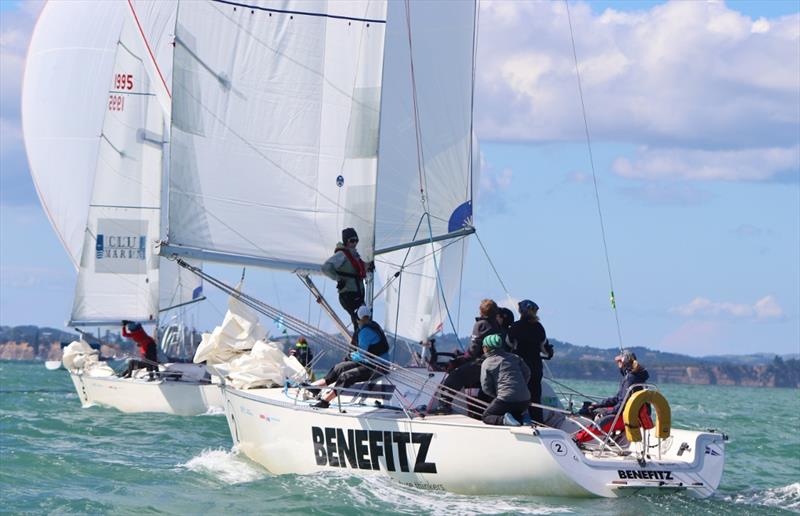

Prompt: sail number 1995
[{"left": 109, "top": 73, "right": 134, "bottom": 112}]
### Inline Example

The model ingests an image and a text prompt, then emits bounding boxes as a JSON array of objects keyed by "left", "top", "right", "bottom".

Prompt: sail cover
[
  {"left": 375, "top": 1, "right": 478, "bottom": 342},
  {"left": 164, "top": 0, "right": 388, "bottom": 272},
  {"left": 70, "top": 19, "right": 200, "bottom": 325},
  {"left": 23, "top": 1, "right": 178, "bottom": 270}
]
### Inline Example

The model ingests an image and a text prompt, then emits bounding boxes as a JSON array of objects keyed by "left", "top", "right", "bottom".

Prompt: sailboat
[
  {"left": 23, "top": 1, "right": 222, "bottom": 416},
  {"left": 150, "top": 0, "right": 728, "bottom": 497}
]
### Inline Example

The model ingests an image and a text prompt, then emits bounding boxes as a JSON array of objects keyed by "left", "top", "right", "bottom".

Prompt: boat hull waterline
[
  {"left": 222, "top": 386, "right": 725, "bottom": 498},
  {"left": 70, "top": 373, "right": 224, "bottom": 416}
]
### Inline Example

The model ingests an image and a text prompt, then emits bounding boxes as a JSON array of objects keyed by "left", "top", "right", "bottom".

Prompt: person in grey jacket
[
  {"left": 480, "top": 334, "right": 531, "bottom": 426},
  {"left": 321, "top": 228, "right": 369, "bottom": 343}
]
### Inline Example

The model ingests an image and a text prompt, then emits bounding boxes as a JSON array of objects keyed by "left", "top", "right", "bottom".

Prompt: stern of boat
[{"left": 539, "top": 426, "right": 726, "bottom": 498}]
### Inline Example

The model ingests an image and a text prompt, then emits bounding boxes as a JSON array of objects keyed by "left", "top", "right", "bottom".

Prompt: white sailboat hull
[
  {"left": 69, "top": 372, "right": 223, "bottom": 416},
  {"left": 222, "top": 385, "right": 725, "bottom": 498}
]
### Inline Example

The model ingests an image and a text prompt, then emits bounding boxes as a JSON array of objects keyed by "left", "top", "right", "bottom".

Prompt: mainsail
[
  {"left": 23, "top": 0, "right": 178, "bottom": 270},
  {"left": 70, "top": 18, "right": 200, "bottom": 326},
  {"left": 162, "top": 0, "right": 388, "bottom": 272},
  {"left": 161, "top": 0, "right": 478, "bottom": 343}
]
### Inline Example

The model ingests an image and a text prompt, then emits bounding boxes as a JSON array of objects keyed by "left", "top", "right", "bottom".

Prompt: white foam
[
  {"left": 179, "top": 448, "right": 267, "bottom": 484},
  {"left": 299, "top": 470, "right": 571, "bottom": 515},
  {"left": 201, "top": 405, "right": 225, "bottom": 416},
  {"left": 729, "top": 482, "right": 800, "bottom": 512}
]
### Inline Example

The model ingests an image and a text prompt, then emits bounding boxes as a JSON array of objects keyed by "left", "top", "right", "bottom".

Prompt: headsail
[
  {"left": 70, "top": 19, "right": 200, "bottom": 326},
  {"left": 162, "top": 0, "right": 389, "bottom": 272},
  {"left": 374, "top": 1, "right": 479, "bottom": 342}
]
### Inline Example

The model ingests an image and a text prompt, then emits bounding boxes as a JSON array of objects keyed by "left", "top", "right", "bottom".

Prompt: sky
[{"left": 1, "top": 0, "right": 798, "bottom": 357}]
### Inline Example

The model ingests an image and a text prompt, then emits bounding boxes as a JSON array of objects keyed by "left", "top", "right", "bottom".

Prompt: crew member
[
  {"left": 322, "top": 228, "right": 371, "bottom": 343},
  {"left": 508, "top": 300, "right": 554, "bottom": 423},
  {"left": 574, "top": 351, "right": 650, "bottom": 445},
  {"left": 437, "top": 299, "right": 499, "bottom": 416},
  {"left": 311, "top": 306, "right": 390, "bottom": 409},
  {"left": 120, "top": 321, "right": 158, "bottom": 378},
  {"left": 480, "top": 334, "right": 531, "bottom": 426},
  {"left": 289, "top": 336, "right": 314, "bottom": 379},
  {"left": 584, "top": 350, "right": 649, "bottom": 419}
]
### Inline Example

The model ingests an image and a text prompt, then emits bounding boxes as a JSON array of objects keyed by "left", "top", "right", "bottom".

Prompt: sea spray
[{"left": 179, "top": 448, "right": 266, "bottom": 484}]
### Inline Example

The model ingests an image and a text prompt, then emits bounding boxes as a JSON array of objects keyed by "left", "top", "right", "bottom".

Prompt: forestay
[
  {"left": 23, "top": 1, "right": 178, "bottom": 270},
  {"left": 163, "top": 0, "right": 388, "bottom": 272},
  {"left": 374, "top": 1, "right": 479, "bottom": 342}
]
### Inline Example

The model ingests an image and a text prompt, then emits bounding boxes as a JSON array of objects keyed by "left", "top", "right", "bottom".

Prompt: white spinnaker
[
  {"left": 375, "top": 1, "right": 478, "bottom": 342},
  {"left": 23, "top": 0, "right": 178, "bottom": 270},
  {"left": 165, "top": 0, "right": 387, "bottom": 271}
]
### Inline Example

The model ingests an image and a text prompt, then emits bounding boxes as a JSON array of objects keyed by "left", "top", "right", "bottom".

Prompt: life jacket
[
  {"left": 361, "top": 321, "right": 389, "bottom": 357},
  {"left": 338, "top": 247, "right": 366, "bottom": 280}
]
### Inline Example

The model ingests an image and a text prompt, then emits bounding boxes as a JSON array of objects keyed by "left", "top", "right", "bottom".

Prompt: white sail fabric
[
  {"left": 23, "top": 1, "right": 178, "bottom": 270},
  {"left": 375, "top": 1, "right": 478, "bottom": 342},
  {"left": 165, "top": 0, "right": 388, "bottom": 271},
  {"left": 374, "top": 0, "right": 477, "bottom": 251},
  {"left": 380, "top": 240, "right": 463, "bottom": 343},
  {"left": 69, "top": 21, "right": 168, "bottom": 325}
]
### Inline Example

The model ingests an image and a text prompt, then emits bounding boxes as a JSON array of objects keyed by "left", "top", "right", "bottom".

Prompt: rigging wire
[
  {"left": 565, "top": 0, "right": 624, "bottom": 351},
  {"left": 473, "top": 231, "right": 514, "bottom": 307},
  {"left": 177, "top": 259, "right": 490, "bottom": 414}
]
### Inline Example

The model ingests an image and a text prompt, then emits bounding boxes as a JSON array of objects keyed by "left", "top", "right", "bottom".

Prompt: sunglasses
[{"left": 348, "top": 238, "right": 359, "bottom": 243}]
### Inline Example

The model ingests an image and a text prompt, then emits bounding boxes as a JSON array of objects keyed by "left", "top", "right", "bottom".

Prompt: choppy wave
[
  {"left": 293, "top": 470, "right": 572, "bottom": 515},
  {"left": 179, "top": 448, "right": 267, "bottom": 484},
  {"left": 729, "top": 483, "right": 800, "bottom": 513}
]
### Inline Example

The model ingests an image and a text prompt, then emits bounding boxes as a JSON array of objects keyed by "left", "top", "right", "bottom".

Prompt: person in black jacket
[
  {"left": 507, "top": 299, "right": 553, "bottom": 423},
  {"left": 496, "top": 307, "right": 515, "bottom": 347},
  {"left": 437, "top": 299, "right": 499, "bottom": 416}
]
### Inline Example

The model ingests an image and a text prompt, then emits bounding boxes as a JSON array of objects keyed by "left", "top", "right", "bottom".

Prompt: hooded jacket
[{"left": 480, "top": 349, "right": 531, "bottom": 403}]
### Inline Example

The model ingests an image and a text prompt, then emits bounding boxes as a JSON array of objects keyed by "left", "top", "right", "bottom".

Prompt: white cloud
[
  {"left": 475, "top": 1, "right": 800, "bottom": 150},
  {"left": 671, "top": 295, "right": 785, "bottom": 320},
  {"left": 620, "top": 183, "right": 711, "bottom": 205},
  {"left": 612, "top": 145, "right": 799, "bottom": 182}
]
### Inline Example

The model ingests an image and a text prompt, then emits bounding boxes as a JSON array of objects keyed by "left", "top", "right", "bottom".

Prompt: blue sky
[{"left": 1, "top": 0, "right": 798, "bottom": 356}]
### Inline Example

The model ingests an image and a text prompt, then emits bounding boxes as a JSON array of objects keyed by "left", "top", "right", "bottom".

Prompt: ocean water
[{"left": 1, "top": 361, "right": 798, "bottom": 515}]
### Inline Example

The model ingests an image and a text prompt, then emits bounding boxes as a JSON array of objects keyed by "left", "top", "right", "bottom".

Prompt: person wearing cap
[
  {"left": 480, "top": 334, "right": 531, "bottom": 426},
  {"left": 310, "top": 305, "right": 390, "bottom": 409},
  {"left": 322, "top": 228, "right": 372, "bottom": 343},
  {"left": 508, "top": 300, "right": 554, "bottom": 423},
  {"left": 586, "top": 350, "right": 649, "bottom": 418},
  {"left": 119, "top": 320, "right": 158, "bottom": 378},
  {"left": 437, "top": 299, "right": 500, "bottom": 416}
]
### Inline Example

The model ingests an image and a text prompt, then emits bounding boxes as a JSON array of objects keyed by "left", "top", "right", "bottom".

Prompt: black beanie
[{"left": 342, "top": 227, "right": 358, "bottom": 242}]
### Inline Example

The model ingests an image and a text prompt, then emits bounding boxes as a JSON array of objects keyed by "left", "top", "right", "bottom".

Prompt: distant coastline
[{"left": 1, "top": 325, "right": 797, "bottom": 388}]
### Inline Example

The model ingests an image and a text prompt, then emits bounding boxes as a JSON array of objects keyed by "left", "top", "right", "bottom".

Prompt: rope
[
  {"left": 565, "top": 0, "right": 624, "bottom": 351},
  {"left": 176, "top": 259, "right": 489, "bottom": 414}
]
